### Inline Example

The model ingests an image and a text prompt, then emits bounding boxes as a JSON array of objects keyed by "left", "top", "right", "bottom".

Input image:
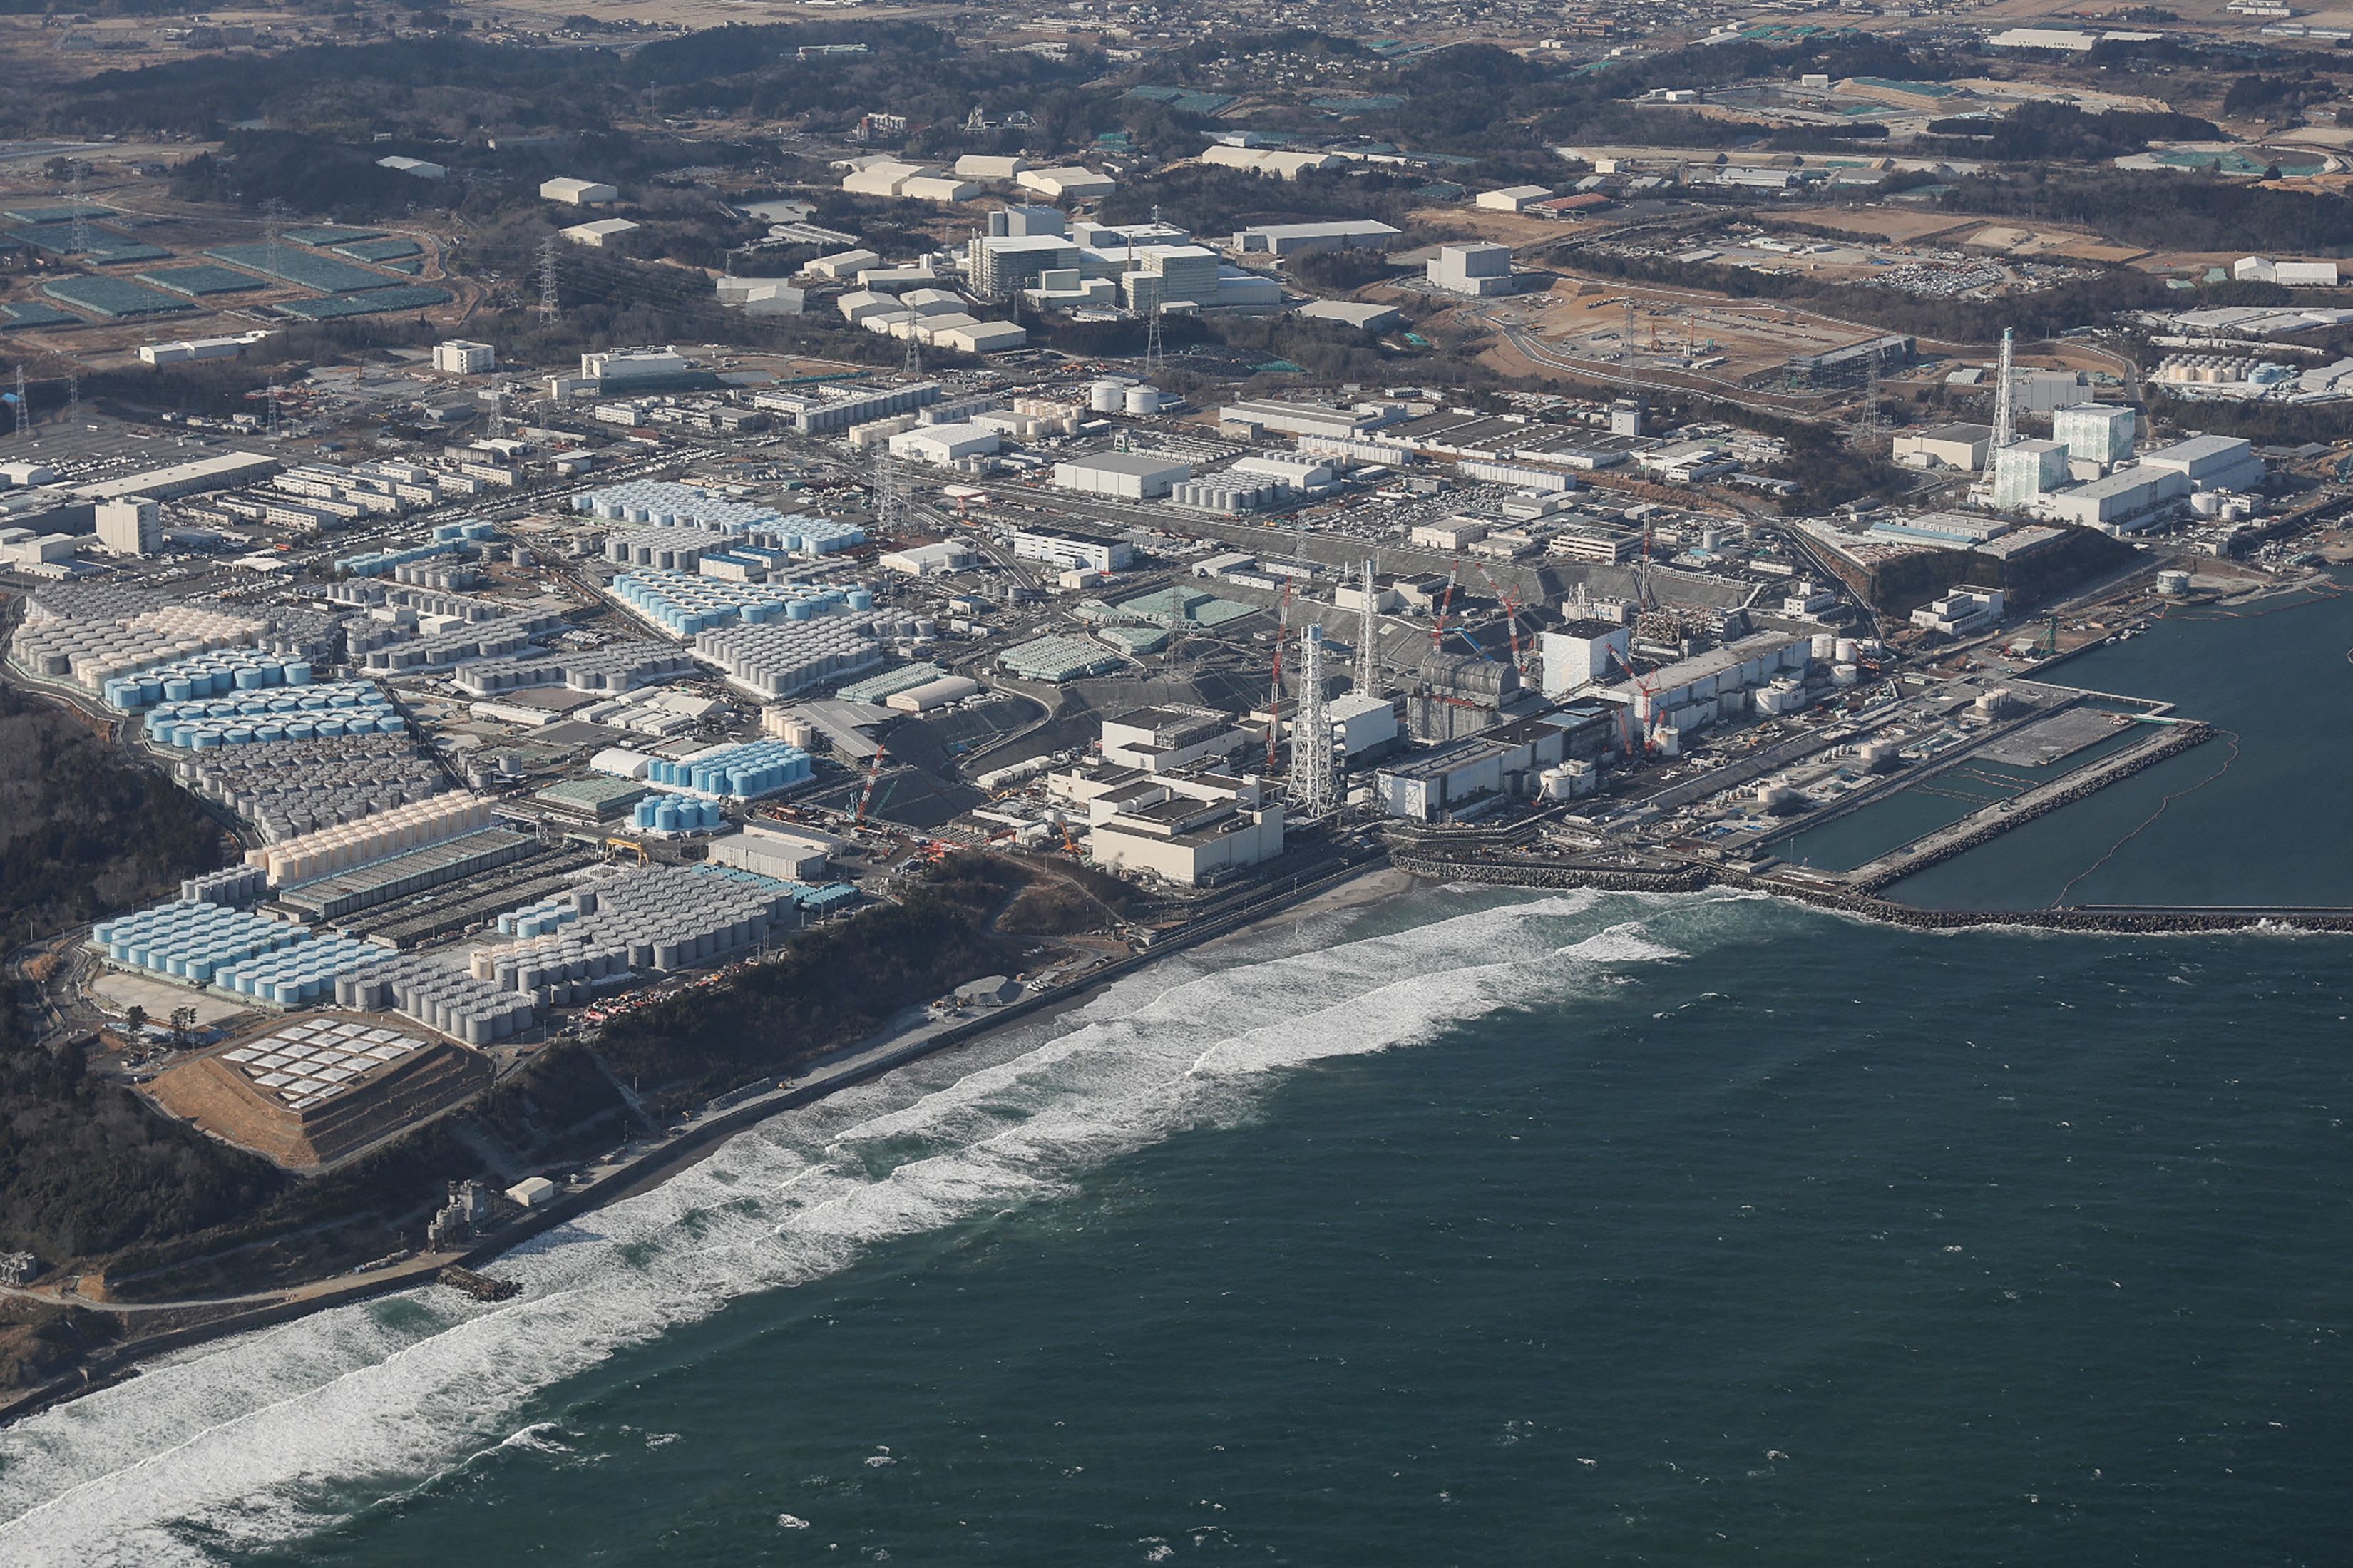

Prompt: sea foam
[{"left": 0, "top": 886, "right": 1708, "bottom": 1564}]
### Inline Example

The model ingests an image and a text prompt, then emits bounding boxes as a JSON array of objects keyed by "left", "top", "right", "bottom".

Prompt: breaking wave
[{"left": 0, "top": 885, "right": 1726, "bottom": 1564}]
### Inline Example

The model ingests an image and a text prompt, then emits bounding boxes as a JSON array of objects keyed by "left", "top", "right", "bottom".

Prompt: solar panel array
[{"left": 217, "top": 1018, "right": 431, "bottom": 1113}]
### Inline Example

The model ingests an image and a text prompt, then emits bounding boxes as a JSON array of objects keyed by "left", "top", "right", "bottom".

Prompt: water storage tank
[
  {"left": 1124, "top": 385, "right": 1164, "bottom": 416},
  {"left": 2190, "top": 491, "right": 2225, "bottom": 518},
  {"left": 1809, "top": 632, "right": 1837, "bottom": 662},
  {"left": 2155, "top": 569, "right": 2193, "bottom": 596},
  {"left": 1833, "top": 637, "right": 1860, "bottom": 663},
  {"left": 1089, "top": 379, "right": 1129, "bottom": 414}
]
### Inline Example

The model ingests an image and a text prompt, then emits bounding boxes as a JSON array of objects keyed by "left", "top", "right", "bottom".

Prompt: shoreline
[
  {"left": 0, "top": 851, "right": 1396, "bottom": 1430},
  {"left": 6, "top": 846, "right": 2344, "bottom": 1430}
]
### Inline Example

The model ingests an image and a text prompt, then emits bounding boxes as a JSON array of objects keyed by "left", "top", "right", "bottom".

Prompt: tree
[
  {"left": 123, "top": 1005, "right": 146, "bottom": 1037},
  {"left": 168, "top": 1008, "right": 198, "bottom": 1049}
]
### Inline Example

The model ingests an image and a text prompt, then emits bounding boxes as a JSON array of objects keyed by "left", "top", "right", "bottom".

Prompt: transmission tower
[
  {"left": 901, "top": 328, "right": 922, "bottom": 380},
  {"left": 66, "top": 365, "right": 79, "bottom": 428},
  {"left": 1288, "top": 624, "right": 1338, "bottom": 821},
  {"left": 1355, "top": 558, "right": 1379, "bottom": 695},
  {"left": 12, "top": 364, "right": 26, "bottom": 439},
  {"left": 1143, "top": 299, "right": 1164, "bottom": 380},
  {"left": 1984, "top": 326, "right": 2016, "bottom": 478},
  {"left": 538, "top": 236, "right": 560, "bottom": 319},
  {"left": 68, "top": 165, "right": 90, "bottom": 259},
  {"left": 871, "top": 439, "right": 904, "bottom": 536},
  {"left": 1621, "top": 296, "right": 1636, "bottom": 363}
]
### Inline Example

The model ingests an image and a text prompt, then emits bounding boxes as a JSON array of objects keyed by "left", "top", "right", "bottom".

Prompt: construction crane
[
  {"left": 853, "top": 739, "right": 890, "bottom": 828},
  {"left": 1475, "top": 565, "right": 1531, "bottom": 676},
  {"left": 1264, "top": 580, "right": 1295, "bottom": 776},
  {"left": 1428, "top": 555, "right": 1462, "bottom": 650},
  {"left": 1603, "top": 643, "right": 1659, "bottom": 757}
]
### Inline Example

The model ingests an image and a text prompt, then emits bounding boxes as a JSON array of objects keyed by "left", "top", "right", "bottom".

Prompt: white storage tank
[
  {"left": 1124, "top": 385, "right": 1164, "bottom": 416},
  {"left": 1089, "top": 379, "right": 1132, "bottom": 414},
  {"left": 1809, "top": 632, "right": 1837, "bottom": 662}
]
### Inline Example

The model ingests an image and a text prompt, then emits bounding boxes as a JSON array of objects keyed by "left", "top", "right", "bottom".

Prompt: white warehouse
[
  {"left": 1052, "top": 451, "right": 1194, "bottom": 501},
  {"left": 541, "top": 177, "right": 619, "bottom": 205}
]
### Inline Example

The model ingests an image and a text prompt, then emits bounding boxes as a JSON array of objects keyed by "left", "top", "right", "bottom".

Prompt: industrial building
[
  {"left": 1992, "top": 439, "right": 2069, "bottom": 510},
  {"left": 1099, "top": 704, "right": 1250, "bottom": 774},
  {"left": 1296, "top": 299, "right": 1400, "bottom": 332},
  {"left": 1475, "top": 185, "right": 1553, "bottom": 212},
  {"left": 2041, "top": 466, "right": 2188, "bottom": 529},
  {"left": 1427, "top": 242, "right": 1517, "bottom": 297},
  {"left": 1911, "top": 587, "right": 2006, "bottom": 637},
  {"left": 1540, "top": 620, "right": 1633, "bottom": 697},
  {"left": 1229, "top": 220, "right": 1401, "bottom": 257},
  {"left": 2052, "top": 403, "right": 2137, "bottom": 469},
  {"left": 2137, "top": 434, "right": 2264, "bottom": 493},
  {"left": 1892, "top": 423, "right": 1991, "bottom": 471},
  {"left": 1050, "top": 451, "right": 1193, "bottom": 501},
  {"left": 540, "top": 177, "right": 619, "bottom": 205},
  {"left": 1056, "top": 767, "right": 1285, "bottom": 886},
  {"left": 1373, "top": 719, "right": 1573, "bottom": 822},
  {"left": 563, "top": 218, "right": 640, "bottom": 248},
  {"left": 582, "top": 347, "right": 688, "bottom": 388},
  {"left": 1012, "top": 526, "right": 1135, "bottom": 573},
  {"left": 434, "top": 339, "right": 495, "bottom": 375},
  {"left": 1407, "top": 652, "right": 1526, "bottom": 743},
  {"left": 94, "top": 498, "right": 161, "bottom": 557},
  {"left": 1606, "top": 634, "right": 1810, "bottom": 732}
]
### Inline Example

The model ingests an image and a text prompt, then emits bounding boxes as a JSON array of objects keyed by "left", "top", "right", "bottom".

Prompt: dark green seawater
[{"left": 4, "top": 592, "right": 2350, "bottom": 1566}]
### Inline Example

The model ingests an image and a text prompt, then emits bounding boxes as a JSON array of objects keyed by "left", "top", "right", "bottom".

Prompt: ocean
[{"left": 4, "top": 590, "right": 2350, "bottom": 1565}]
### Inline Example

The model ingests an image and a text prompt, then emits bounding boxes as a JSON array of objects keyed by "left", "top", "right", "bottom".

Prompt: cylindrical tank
[
  {"left": 1809, "top": 632, "right": 1837, "bottom": 662},
  {"left": 1124, "top": 385, "right": 1162, "bottom": 416},
  {"left": 1090, "top": 379, "right": 1127, "bottom": 414}
]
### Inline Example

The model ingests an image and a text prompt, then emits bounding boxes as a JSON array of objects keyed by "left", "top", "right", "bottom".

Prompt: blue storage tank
[
  {"left": 848, "top": 588, "right": 874, "bottom": 611},
  {"left": 285, "top": 663, "right": 314, "bottom": 685},
  {"left": 654, "top": 799, "right": 681, "bottom": 831}
]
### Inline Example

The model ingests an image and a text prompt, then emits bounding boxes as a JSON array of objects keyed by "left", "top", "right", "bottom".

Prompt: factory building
[
  {"left": 1215, "top": 399, "right": 1404, "bottom": 441},
  {"left": 1065, "top": 769, "right": 1286, "bottom": 886},
  {"left": 2051, "top": 403, "right": 2137, "bottom": 470},
  {"left": 1328, "top": 690, "right": 1400, "bottom": 758},
  {"left": 1475, "top": 185, "right": 1553, "bottom": 212},
  {"left": 1606, "top": 634, "right": 1810, "bottom": 730},
  {"left": 434, "top": 339, "right": 495, "bottom": 375},
  {"left": 1427, "top": 242, "right": 1517, "bottom": 297},
  {"left": 1011, "top": 526, "right": 1134, "bottom": 573},
  {"left": 540, "top": 177, "right": 619, "bottom": 205},
  {"left": 706, "top": 820, "right": 840, "bottom": 882},
  {"left": 1099, "top": 704, "right": 1251, "bottom": 774},
  {"left": 1119, "top": 245, "right": 1221, "bottom": 313},
  {"left": 1050, "top": 451, "right": 1194, "bottom": 501},
  {"left": 1229, "top": 220, "right": 1402, "bottom": 257},
  {"left": 1991, "top": 439, "right": 2069, "bottom": 511},
  {"left": 1540, "top": 620, "right": 1633, "bottom": 697},
  {"left": 2136, "top": 434, "right": 2264, "bottom": 493},
  {"left": 94, "top": 498, "right": 161, "bottom": 557},
  {"left": 888, "top": 422, "right": 1002, "bottom": 466},
  {"left": 970, "top": 233, "right": 1082, "bottom": 298},
  {"left": 1407, "top": 652, "right": 1524, "bottom": 743},
  {"left": 1373, "top": 719, "right": 1570, "bottom": 822},
  {"left": 1892, "top": 423, "right": 1991, "bottom": 471},
  {"left": 2041, "top": 466, "right": 2189, "bottom": 530},
  {"left": 1911, "top": 587, "right": 2006, "bottom": 637},
  {"left": 582, "top": 347, "right": 688, "bottom": 388}
]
